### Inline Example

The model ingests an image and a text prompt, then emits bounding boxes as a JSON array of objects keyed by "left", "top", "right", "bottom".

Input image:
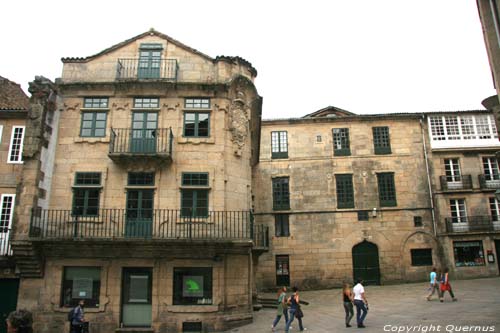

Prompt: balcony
[
  {"left": 29, "top": 209, "right": 269, "bottom": 249},
  {"left": 478, "top": 174, "right": 500, "bottom": 190},
  {"left": 116, "top": 58, "right": 178, "bottom": 81},
  {"left": 444, "top": 215, "right": 500, "bottom": 234},
  {"left": 439, "top": 175, "right": 473, "bottom": 191},
  {"left": 109, "top": 128, "right": 173, "bottom": 164}
]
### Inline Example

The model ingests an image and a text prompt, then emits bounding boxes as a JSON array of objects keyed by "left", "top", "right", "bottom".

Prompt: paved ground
[{"left": 224, "top": 277, "right": 500, "bottom": 333}]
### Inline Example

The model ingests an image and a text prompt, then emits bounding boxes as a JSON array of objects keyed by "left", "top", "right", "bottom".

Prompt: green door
[
  {"left": 121, "top": 268, "right": 152, "bottom": 327},
  {"left": 352, "top": 241, "right": 381, "bottom": 285},
  {"left": 138, "top": 49, "right": 161, "bottom": 79},
  {"left": 130, "top": 112, "right": 157, "bottom": 153},
  {"left": 0, "top": 279, "right": 19, "bottom": 333},
  {"left": 125, "top": 190, "right": 153, "bottom": 238}
]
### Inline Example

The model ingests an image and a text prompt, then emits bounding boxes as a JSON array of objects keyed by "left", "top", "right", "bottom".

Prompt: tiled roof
[{"left": 0, "top": 76, "right": 29, "bottom": 111}]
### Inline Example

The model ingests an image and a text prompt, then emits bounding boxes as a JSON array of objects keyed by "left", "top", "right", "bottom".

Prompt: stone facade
[
  {"left": 11, "top": 30, "right": 263, "bottom": 333},
  {"left": 422, "top": 111, "right": 500, "bottom": 279},
  {"left": 253, "top": 109, "right": 439, "bottom": 290}
]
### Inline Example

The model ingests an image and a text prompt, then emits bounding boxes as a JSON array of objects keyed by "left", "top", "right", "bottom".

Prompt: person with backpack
[{"left": 70, "top": 300, "right": 88, "bottom": 333}]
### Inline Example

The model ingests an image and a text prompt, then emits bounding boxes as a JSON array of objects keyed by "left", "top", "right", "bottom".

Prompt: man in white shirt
[{"left": 352, "top": 279, "right": 368, "bottom": 328}]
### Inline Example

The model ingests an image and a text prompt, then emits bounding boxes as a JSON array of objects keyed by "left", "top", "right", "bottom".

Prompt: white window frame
[
  {"left": 7, "top": 126, "right": 25, "bottom": 164},
  {"left": 450, "top": 199, "right": 467, "bottom": 224},
  {"left": 0, "top": 125, "right": 3, "bottom": 144},
  {"left": 428, "top": 114, "right": 500, "bottom": 149},
  {"left": 0, "top": 194, "right": 15, "bottom": 256},
  {"left": 444, "top": 158, "right": 461, "bottom": 182},
  {"left": 483, "top": 157, "right": 500, "bottom": 181}
]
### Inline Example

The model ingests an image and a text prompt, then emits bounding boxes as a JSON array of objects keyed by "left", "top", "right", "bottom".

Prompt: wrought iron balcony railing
[
  {"left": 109, "top": 128, "right": 173, "bottom": 160},
  {"left": 116, "top": 58, "right": 178, "bottom": 81},
  {"left": 0, "top": 227, "right": 12, "bottom": 256},
  {"left": 439, "top": 175, "right": 473, "bottom": 191},
  {"left": 478, "top": 174, "right": 500, "bottom": 190},
  {"left": 29, "top": 209, "right": 269, "bottom": 248},
  {"left": 444, "top": 215, "right": 500, "bottom": 233}
]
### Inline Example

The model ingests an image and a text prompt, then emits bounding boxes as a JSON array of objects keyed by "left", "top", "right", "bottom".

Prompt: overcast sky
[{"left": 1, "top": 0, "right": 495, "bottom": 119}]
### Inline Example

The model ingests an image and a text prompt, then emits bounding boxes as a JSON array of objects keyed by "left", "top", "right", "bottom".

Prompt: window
[
  {"left": 128, "top": 172, "right": 155, "bottom": 186},
  {"left": 449, "top": 199, "right": 467, "bottom": 223},
  {"left": 271, "top": 131, "right": 288, "bottom": 159},
  {"left": 332, "top": 128, "right": 350, "bottom": 156},
  {"left": 182, "top": 173, "right": 208, "bottom": 186},
  {"left": 173, "top": 267, "right": 212, "bottom": 305},
  {"left": 444, "top": 159, "right": 461, "bottom": 182},
  {"left": 0, "top": 125, "right": 3, "bottom": 143},
  {"left": 275, "top": 214, "right": 290, "bottom": 237},
  {"left": 272, "top": 177, "right": 290, "bottom": 210},
  {"left": 377, "top": 173, "right": 397, "bottom": 207},
  {"left": 61, "top": 267, "right": 101, "bottom": 307},
  {"left": 134, "top": 98, "right": 159, "bottom": 109},
  {"left": 428, "top": 114, "right": 498, "bottom": 143},
  {"left": 453, "top": 241, "right": 485, "bottom": 267},
  {"left": 357, "top": 211, "right": 369, "bottom": 221},
  {"left": 413, "top": 216, "right": 423, "bottom": 227},
  {"left": 483, "top": 157, "right": 500, "bottom": 181},
  {"left": 83, "top": 97, "right": 108, "bottom": 109},
  {"left": 80, "top": 112, "right": 107, "bottom": 137},
  {"left": 0, "top": 194, "right": 14, "bottom": 256},
  {"left": 489, "top": 197, "right": 500, "bottom": 222},
  {"left": 181, "top": 173, "right": 209, "bottom": 217},
  {"left": 183, "top": 113, "right": 210, "bottom": 137},
  {"left": 276, "top": 255, "right": 290, "bottom": 286},
  {"left": 410, "top": 249, "right": 433, "bottom": 266},
  {"left": 72, "top": 172, "right": 101, "bottom": 216},
  {"left": 185, "top": 98, "right": 210, "bottom": 109},
  {"left": 373, "top": 126, "right": 391, "bottom": 154},
  {"left": 8, "top": 126, "right": 25, "bottom": 163},
  {"left": 336, "top": 174, "right": 354, "bottom": 208}
]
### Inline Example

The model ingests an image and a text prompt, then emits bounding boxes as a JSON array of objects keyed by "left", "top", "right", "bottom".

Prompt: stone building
[
  {"left": 11, "top": 30, "right": 266, "bottom": 333},
  {"left": 0, "top": 76, "right": 29, "bottom": 331},
  {"left": 253, "top": 107, "right": 439, "bottom": 290},
  {"left": 422, "top": 110, "right": 500, "bottom": 278}
]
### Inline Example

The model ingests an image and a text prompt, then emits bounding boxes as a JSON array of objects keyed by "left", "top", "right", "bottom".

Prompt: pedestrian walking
[
  {"left": 353, "top": 279, "right": 369, "bottom": 328},
  {"left": 426, "top": 267, "right": 441, "bottom": 301},
  {"left": 272, "top": 286, "right": 290, "bottom": 331},
  {"left": 6, "top": 309, "right": 33, "bottom": 333},
  {"left": 285, "top": 286, "right": 306, "bottom": 332},
  {"left": 439, "top": 268, "right": 457, "bottom": 302},
  {"left": 342, "top": 283, "right": 354, "bottom": 327}
]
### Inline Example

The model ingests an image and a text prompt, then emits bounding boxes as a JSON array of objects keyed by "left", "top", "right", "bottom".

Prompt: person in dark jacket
[
  {"left": 71, "top": 300, "right": 88, "bottom": 333},
  {"left": 6, "top": 309, "right": 33, "bottom": 333}
]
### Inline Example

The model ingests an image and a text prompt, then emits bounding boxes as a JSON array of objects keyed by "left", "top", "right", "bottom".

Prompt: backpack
[{"left": 67, "top": 307, "right": 75, "bottom": 322}]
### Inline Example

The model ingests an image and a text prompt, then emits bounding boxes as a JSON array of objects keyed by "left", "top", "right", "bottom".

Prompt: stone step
[{"left": 115, "top": 329, "right": 154, "bottom": 333}]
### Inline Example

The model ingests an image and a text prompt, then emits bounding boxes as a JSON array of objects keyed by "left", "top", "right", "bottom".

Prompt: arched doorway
[{"left": 352, "top": 241, "right": 381, "bottom": 285}]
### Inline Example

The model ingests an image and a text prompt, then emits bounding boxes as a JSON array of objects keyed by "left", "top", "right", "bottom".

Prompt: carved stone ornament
[{"left": 229, "top": 99, "right": 249, "bottom": 155}]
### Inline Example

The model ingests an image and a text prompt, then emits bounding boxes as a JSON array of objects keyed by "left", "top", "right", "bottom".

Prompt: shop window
[
  {"left": 453, "top": 241, "right": 485, "bottom": 267},
  {"left": 173, "top": 267, "right": 212, "bottom": 305},
  {"left": 61, "top": 267, "right": 101, "bottom": 308}
]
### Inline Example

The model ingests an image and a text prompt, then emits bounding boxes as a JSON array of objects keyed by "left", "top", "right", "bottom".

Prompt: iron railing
[
  {"left": 0, "top": 227, "right": 12, "bottom": 256},
  {"left": 109, "top": 128, "right": 173, "bottom": 156},
  {"left": 116, "top": 58, "right": 178, "bottom": 81},
  {"left": 444, "top": 215, "right": 500, "bottom": 233},
  {"left": 478, "top": 174, "right": 500, "bottom": 189},
  {"left": 439, "top": 175, "right": 473, "bottom": 191},
  {"left": 29, "top": 209, "right": 269, "bottom": 246}
]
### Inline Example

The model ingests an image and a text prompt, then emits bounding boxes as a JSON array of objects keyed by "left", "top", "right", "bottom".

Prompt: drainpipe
[{"left": 420, "top": 116, "right": 437, "bottom": 237}]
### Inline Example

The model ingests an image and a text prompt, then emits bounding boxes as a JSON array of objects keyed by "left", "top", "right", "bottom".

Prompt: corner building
[
  {"left": 12, "top": 30, "right": 266, "bottom": 333},
  {"left": 253, "top": 108, "right": 439, "bottom": 289}
]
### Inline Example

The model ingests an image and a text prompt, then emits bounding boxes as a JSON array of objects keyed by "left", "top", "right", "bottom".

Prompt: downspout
[{"left": 420, "top": 116, "right": 437, "bottom": 236}]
